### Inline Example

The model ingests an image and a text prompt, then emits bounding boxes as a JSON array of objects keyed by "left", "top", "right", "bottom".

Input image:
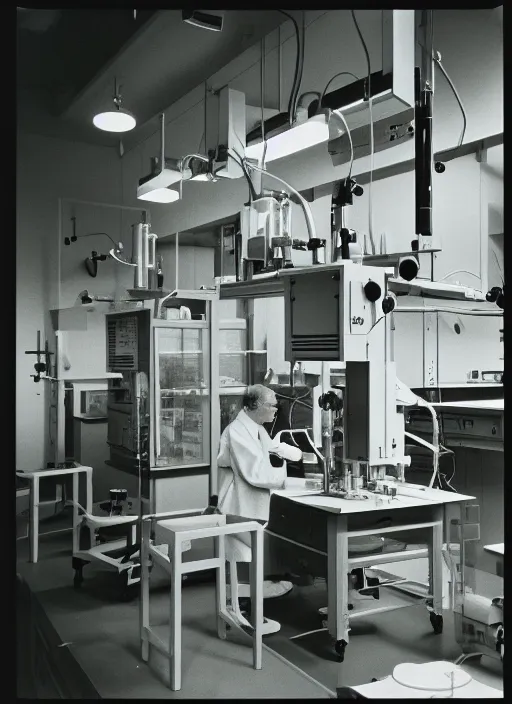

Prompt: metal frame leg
[
  {"left": 170, "top": 534, "right": 182, "bottom": 691},
  {"left": 328, "top": 515, "right": 350, "bottom": 650},
  {"left": 250, "top": 528, "right": 263, "bottom": 670},
  {"left": 29, "top": 477, "right": 39, "bottom": 563},
  {"left": 140, "top": 521, "right": 151, "bottom": 663},
  {"left": 216, "top": 534, "right": 227, "bottom": 640},
  {"left": 72, "top": 473, "right": 79, "bottom": 554}
]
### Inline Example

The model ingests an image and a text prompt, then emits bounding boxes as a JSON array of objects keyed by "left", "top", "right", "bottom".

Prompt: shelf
[
  {"left": 160, "top": 389, "right": 209, "bottom": 396},
  {"left": 159, "top": 351, "right": 203, "bottom": 355}
]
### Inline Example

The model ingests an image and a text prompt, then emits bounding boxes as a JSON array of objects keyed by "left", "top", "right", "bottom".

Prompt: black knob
[
  {"left": 64, "top": 237, "right": 71, "bottom": 246},
  {"left": 496, "top": 292, "right": 504, "bottom": 309},
  {"left": 352, "top": 184, "right": 364, "bottom": 197},
  {"left": 364, "top": 281, "right": 382, "bottom": 302},
  {"left": 486, "top": 287, "right": 502, "bottom": 303},
  {"left": 435, "top": 161, "right": 446, "bottom": 173},
  {"left": 399, "top": 257, "right": 419, "bottom": 282},
  {"left": 382, "top": 296, "right": 396, "bottom": 315}
]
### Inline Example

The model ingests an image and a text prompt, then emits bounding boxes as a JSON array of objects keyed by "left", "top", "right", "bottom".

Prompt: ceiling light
[
  {"left": 245, "top": 111, "right": 340, "bottom": 163},
  {"left": 93, "top": 81, "right": 136, "bottom": 133},
  {"left": 137, "top": 186, "right": 180, "bottom": 204},
  {"left": 182, "top": 10, "right": 224, "bottom": 32},
  {"left": 137, "top": 113, "right": 184, "bottom": 203},
  {"left": 137, "top": 162, "right": 182, "bottom": 202}
]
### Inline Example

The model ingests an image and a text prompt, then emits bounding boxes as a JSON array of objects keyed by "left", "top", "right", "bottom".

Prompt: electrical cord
[
  {"left": 433, "top": 51, "right": 467, "bottom": 148},
  {"left": 73, "top": 232, "right": 119, "bottom": 248},
  {"left": 350, "top": 10, "right": 375, "bottom": 255},
  {"left": 368, "top": 96, "right": 375, "bottom": 255},
  {"left": 331, "top": 109, "right": 354, "bottom": 179},
  {"left": 288, "top": 388, "right": 312, "bottom": 434},
  {"left": 318, "top": 71, "right": 361, "bottom": 112},
  {"left": 490, "top": 249, "right": 504, "bottom": 286},
  {"left": 260, "top": 37, "right": 267, "bottom": 167},
  {"left": 228, "top": 151, "right": 258, "bottom": 201},
  {"left": 367, "top": 314, "right": 385, "bottom": 333},
  {"left": 278, "top": 10, "right": 303, "bottom": 124},
  {"left": 440, "top": 269, "right": 481, "bottom": 283}
]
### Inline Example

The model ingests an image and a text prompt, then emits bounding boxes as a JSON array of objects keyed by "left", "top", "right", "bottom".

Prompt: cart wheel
[
  {"left": 334, "top": 639, "right": 348, "bottom": 661},
  {"left": 430, "top": 611, "right": 443, "bottom": 634},
  {"left": 120, "top": 583, "right": 139, "bottom": 602},
  {"left": 73, "top": 571, "right": 83, "bottom": 589}
]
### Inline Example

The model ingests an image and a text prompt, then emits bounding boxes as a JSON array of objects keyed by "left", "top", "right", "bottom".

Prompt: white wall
[
  {"left": 157, "top": 241, "right": 215, "bottom": 290},
  {"left": 16, "top": 131, "right": 123, "bottom": 470}
]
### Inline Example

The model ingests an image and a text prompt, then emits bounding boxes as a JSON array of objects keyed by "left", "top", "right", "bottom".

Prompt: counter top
[{"left": 433, "top": 399, "right": 503, "bottom": 412}]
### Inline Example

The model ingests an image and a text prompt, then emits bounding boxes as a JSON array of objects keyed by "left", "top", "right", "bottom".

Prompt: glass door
[{"left": 154, "top": 324, "right": 210, "bottom": 468}]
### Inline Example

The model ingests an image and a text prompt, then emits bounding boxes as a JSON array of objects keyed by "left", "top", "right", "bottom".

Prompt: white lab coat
[{"left": 217, "top": 410, "right": 300, "bottom": 523}]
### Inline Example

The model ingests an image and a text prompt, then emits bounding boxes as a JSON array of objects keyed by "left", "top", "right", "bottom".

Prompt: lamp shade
[
  {"left": 137, "top": 187, "right": 180, "bottom": 204},
  {"left": 93, "top": 107, "right": 136, "bottom": 133}
]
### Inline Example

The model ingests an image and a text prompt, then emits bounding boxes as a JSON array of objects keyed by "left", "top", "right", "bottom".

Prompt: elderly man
[
  {"left": 217, "top": 384, "right": 302, "bottom": 524},
  {"left": 217, "top": 384, "right": 302, "bottom": 632}
]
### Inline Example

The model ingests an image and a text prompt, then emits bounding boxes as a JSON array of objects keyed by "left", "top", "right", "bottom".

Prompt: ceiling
[{"left": 17, "top": 8, "right": 285, "bottom": 149}]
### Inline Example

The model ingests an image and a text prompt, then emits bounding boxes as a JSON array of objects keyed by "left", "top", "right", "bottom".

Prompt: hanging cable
[
  {"left": 278, "top": 10, "right": 303, "bottom": 124},
  {"left": 332, "top": 109, "right": 354, "bottom": 179},
  {"left": 228, "top": 152, "right": 258, "bottom": 201},
  {"left": 318, "top": 71, "right": 361, "bottom": 112},
  {"left": 351, "top": 10, "right": 376, "bottom": 255},
  {"left": 260, "top": 37, "right": 267, "bottom": 167},
  {"left": 433, "top": 51, "right": 467, "bottom": 148}
]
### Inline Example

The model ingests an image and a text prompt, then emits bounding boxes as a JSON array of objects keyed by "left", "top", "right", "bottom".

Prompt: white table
[
  {"left": 343, "top": 670, "right": 502, "bottom": 698},
  {"left": 16, "top": 465, "right": 93, "bottom": 563},
  {"left": 267, "top": 485, "right": 476, "bottom": 660}
]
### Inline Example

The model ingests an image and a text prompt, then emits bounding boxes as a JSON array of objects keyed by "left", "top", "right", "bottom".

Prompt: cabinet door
[{"left": 154, "top": 325, "right": 210, "bottom": 468}]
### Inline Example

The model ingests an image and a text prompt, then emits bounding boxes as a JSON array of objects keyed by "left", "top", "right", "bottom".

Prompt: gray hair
[{"left": 242, "top": 384, "right": 272, "bottom": 411}]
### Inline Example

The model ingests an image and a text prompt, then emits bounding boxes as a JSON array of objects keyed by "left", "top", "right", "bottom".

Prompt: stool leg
[
  {"left": 229, "top": 561, "right": 245, "bottom": 622},
  {"left": 170, "top": 535, "right": 182, "bottom": 691},
  {"left": 216, "top": 535, "right": 227, "bottom": 640},
  {"left": 140, "top": 522, "right": 150, "bottom": 663},
  {"left": 72, "top": 472, "right": 81, "bottom": 555},
  {"left": 30, "top": 478, "right": 39, "bottom": 564},
  {"left": 250, "top": 529, "right": 263, "bottom": 670}
]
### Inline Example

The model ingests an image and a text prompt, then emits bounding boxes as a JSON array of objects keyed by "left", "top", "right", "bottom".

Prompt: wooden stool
[{"left": 140, "top": 510, "right": 264, "bottom": 691}]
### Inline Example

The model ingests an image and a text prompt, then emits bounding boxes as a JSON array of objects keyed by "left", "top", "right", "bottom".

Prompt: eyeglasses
[{"left": 261, "top": 402, "right": 278, "bottom": 409}]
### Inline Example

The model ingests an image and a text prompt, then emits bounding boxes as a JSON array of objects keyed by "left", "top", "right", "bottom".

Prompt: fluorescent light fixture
[
  {"left": 245, "top": 112, "right": 341, "bottom": 163},
  {"left": 137, "top": 185, "right": 180, "bottom": 204},
  {"left": 93, "top": 82, "right": 136, "bottom": 133},
  {"left": 137, "top": 168, "right": 182, "bottom": 202}
]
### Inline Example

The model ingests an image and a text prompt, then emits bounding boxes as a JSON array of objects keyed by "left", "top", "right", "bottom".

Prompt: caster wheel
[
  {"left": 430, "top": 612, "right": 443, "bottom": 634},
  {"left": 120, "top": 584, "right": 139, "bottom": 602},
  {"left": 334, "top": 639, "right": 348, "bottom": 661},
  {"left": 73, "top": 572, "right": 83, "bottom": 589}
]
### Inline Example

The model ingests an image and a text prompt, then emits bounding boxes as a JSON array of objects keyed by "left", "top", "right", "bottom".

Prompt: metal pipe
[
  {"left": 159, "top": 113, "right": 165, "bottom": 172},
  {"left": 415, "top": 10, "right": 434, "bottom": 239},
  {"left": 277, "top": 25, "right": 282, "bottom": 113},
  {"left": 175, "top": 231, "right": 179, "bottom": 289},
  {"left": 395, "top": 306, "right": 502, "bottom": 316}
]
